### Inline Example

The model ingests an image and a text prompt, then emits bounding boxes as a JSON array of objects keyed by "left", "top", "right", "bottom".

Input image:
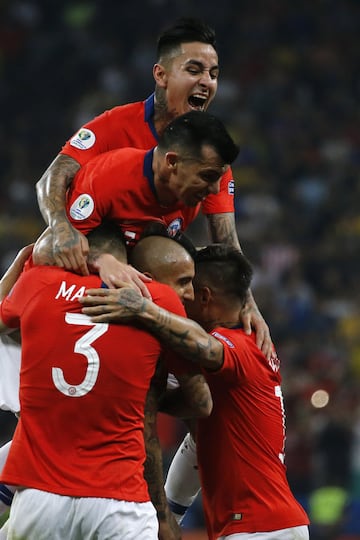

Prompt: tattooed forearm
[
  {"left": 83, "top": 287, "right": 223, "bottom": 368},
  {"left": 148, "top": 309, "right": 219, "bottom": 363},
  {"left": 179, "top": 373, "right": 213, "bottom": 417},
  {"left": 31, "top": 228, "right": 56, "bottom": 265},
  {"left": 133, "top": 296, "right": 224, "bottom": 370},
  {"left": 160, "top": 374, "right": 212, "bottom": 418},
  {"left": 36, "top": 154, "right": 81, "bottom": 225},
  {"left": 207, "top": 212, "right": 242, "bottom": 251}
]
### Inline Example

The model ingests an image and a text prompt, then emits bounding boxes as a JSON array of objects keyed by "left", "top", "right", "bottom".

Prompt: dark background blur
[{"left": 1, "top": 1, "right": 360, "bottom": 538}]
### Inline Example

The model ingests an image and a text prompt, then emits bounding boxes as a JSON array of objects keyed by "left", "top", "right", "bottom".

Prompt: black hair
[
  {"left": 158, "top": 110, "right": 239, "bottom": 165},
  {"left": 194, "top": 244, "right": 253, "bottom": 304},
  {"left": 86, "top": 221, "right": 127, "bottom": 262},
  {"left": 157, "top": 17, "right": 217, "bottom": 60},
  {"left": 140, "top": 221, "right": 197, "bottom": 260}
]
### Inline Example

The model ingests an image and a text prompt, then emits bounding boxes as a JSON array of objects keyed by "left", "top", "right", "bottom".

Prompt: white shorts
[
  {"left": 0, "top": 335, "right": 21, "bottom": 414},
  {"left": 218, "top": 525, "right": 309, "bottom": 540},
  {"left": 8, "top": 488, "right": 159, "bottom": 539}
]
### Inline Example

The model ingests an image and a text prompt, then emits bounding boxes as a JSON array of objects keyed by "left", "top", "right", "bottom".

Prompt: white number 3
[{"left": 52, "top": 313, "right": 108, "bottom": 397}]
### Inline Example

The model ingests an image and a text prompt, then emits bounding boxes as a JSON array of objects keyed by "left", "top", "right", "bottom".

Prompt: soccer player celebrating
[
  {"left": 0, "top": 224, "right": 212, "bottom": 540},
  {"left": 81, "top": 245, "right": 310, "bottom": 540},
  {"left": 35, "top": 17, "right": 271, "bottom": 355}
]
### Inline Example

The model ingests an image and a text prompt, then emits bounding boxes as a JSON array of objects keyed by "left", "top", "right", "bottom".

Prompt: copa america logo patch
[
  {"left": 70, "top": 128, "right": 96, "bottom": 150},
  {"left": 228, "top": 180, "right": 235, "bottom": 195},
  {"left": 69, "top": 194, "right": 94, "bottom": 220},
  {"left": 167, "top": 218, "right": 183, "bottom": 237}
]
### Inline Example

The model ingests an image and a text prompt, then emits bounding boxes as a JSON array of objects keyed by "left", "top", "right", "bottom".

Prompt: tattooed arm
[
  {"left": 80, "top": 287, "right": 224, "bottom": 370},
  {"left": 35, "top": 154, "right": 90, "bottom": 275},
  {"left": 206, "top": 212, "right": 241, "bottom": 250},
  {"left": 207, "top": 212, "right": 272, "bottom": 358},
  {"left": 159, "top": 373, "right": 212, "bottom": 418},
  {"left": 144, "top": 359, "right": 182, "bottom": 540}
]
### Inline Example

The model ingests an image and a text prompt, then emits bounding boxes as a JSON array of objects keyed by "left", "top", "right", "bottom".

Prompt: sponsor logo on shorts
[
  {"left": 228, "top": 180, "right": 235, "bottom": 195},
  {"left": 69, "top": 194, "right": 94, "bottom": 220},
  {"left": 70, "top": 128, "right": 96, "bottom": 150},
  {"left": 167, "top": 218, "right": 183, "bottom": 237}
]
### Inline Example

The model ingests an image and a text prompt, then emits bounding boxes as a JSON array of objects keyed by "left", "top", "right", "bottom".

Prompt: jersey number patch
[{"left": 52, "top": 313, "right": 108, "bottom": 397}]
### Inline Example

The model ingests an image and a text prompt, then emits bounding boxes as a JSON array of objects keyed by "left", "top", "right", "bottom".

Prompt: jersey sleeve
[
  {"left": 208, "top": 328, "right": 250, "bottom": 384},
  {"left": 0, "top": 271, "right": 38, "bottom": 328},
  {"left": 66, "top": 151, "right": 120, "bottom": 235},
  {"left": 60, "top": 109, "right": 118, "bottom": 166},
  {"left": 201, "top": 166, "right": 235, "bottom": 215}
]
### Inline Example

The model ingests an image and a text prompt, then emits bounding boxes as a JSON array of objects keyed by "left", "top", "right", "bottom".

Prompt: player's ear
[
  {"left": 165, "top": 152, "right": 178, "bottom": 170},
  {"left": 200, "top": 286, "right": 211, "bottom": 305},
  {"left": 153, "top": 63, "right": 168, "bottom": 88}
]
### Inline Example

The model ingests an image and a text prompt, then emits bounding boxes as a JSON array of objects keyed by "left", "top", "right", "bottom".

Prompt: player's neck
[
  {"left": 153, "top": 90, "right": 175, "bottom": 137},
  {"left": 204, "top": 308, "right": 242, "bottom": 332}
]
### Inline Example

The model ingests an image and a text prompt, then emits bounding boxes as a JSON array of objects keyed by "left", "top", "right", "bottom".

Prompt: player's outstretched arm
[
  {"left": 207, "top": 211, "right": 273, "bottom": 358},
  {"left": 80, "top": 287, "right": 224, "bottom": 370},
  {"left": 35, "top": 154, "right": 90, "bottom": 274},
  {"left": 0, "top": 244, "right": 33, "bottom": 302},
  {"left": 0, "top": 244, "right": 33, "bottom": 333}
]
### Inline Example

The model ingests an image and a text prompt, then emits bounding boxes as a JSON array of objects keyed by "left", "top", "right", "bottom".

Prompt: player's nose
[{"left": 183, "top": 284, "right": 194, "bottom": 302}]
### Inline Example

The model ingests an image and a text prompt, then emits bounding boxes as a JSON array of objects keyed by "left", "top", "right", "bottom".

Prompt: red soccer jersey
[
  {"left": 197, "top": 327, "right": 309, "bottom": 539},
  {"left": 0, "top": 266, "right": 186, "bottom": 501},
  {"left": 60, "top": 94, "right": 235, "bottom": 216},
  {"left": 66, "top": 147, "right": 202, "bottom": 245}
]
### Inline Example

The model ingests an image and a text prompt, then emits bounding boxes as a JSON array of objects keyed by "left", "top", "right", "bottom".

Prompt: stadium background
[{"left": 0, "top": 0, "right": 360, "bottom": 538}]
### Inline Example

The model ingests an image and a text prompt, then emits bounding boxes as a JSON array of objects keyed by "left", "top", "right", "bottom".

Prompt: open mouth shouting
[{"left": 188, "top": 94, "right": 208, "bottom": 111}]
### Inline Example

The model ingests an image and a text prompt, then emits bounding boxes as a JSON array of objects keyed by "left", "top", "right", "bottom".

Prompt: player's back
[
  {"left": 0, "top": 266, "right": 184, "bottom": 502},
  {"left": 60, "top": 95, "right": 158, "bottom": 166},
  {"left": 197, "top": 327, "right": 309, "bottom": 538}
]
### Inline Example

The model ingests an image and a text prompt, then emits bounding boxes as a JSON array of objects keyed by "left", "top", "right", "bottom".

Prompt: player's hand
[
  {"left": 80, "top": 286, "right": 145, "bottom": 323},
  {"left": 52, "top": 221, "right": 90, "bottom": 276},
  {"left": 93, "top": 254, "right": 152, "bottom": 299},
  {"left": 14, "top": 243, "right": 34, "bottom": 267},
  {"left": 240, "top": 289, "right": 273, "bottom": 360}
]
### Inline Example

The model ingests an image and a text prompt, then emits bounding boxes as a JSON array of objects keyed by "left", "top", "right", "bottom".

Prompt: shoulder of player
[
  {"left": 212, "top": 326, "right": 281, "bottom": 374},
  {"left": 147, "top": 281, "right": 185, "bottom": 314},
  {"left": 99, "top": 99, "right": 145, "bottom": 121},
  {"left": 210, "top": 326, "right": 255, "bottom": 350}
]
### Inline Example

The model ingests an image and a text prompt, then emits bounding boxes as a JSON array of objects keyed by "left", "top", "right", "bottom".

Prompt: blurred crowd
[{"left": 1, "top": 0, "right": 360, "bottom": 537}]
